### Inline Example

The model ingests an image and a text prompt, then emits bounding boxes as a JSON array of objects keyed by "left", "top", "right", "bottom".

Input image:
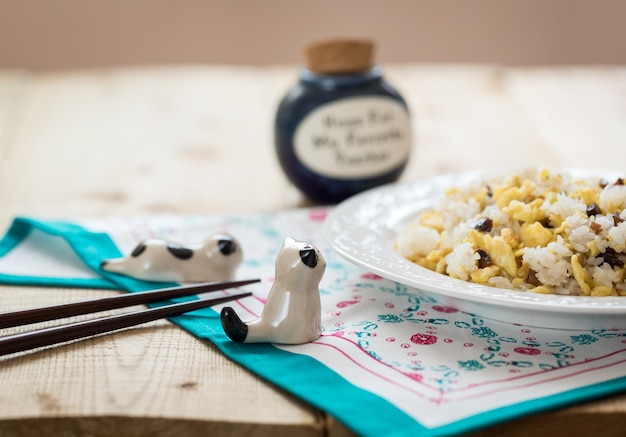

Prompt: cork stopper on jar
[{"left": 304, "top": 39, "right": 374, "bottom": 74}]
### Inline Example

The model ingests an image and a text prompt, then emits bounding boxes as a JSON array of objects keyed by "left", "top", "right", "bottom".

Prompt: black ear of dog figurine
[{"left": 220, "top": 237, "right": 325, "bottom": 344}]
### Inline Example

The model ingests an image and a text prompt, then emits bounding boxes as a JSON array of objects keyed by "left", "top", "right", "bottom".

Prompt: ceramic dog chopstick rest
[
  {"left": 220, "top": 237, "right": 325, "bottom": 344},
  {"left": 100, "top": 233, "right": 243, "bottom": 283}
]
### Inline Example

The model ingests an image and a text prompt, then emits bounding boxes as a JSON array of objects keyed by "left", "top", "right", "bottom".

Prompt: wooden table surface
[{"left": 0, "top": 64, "right": 625, "bottom": 436}]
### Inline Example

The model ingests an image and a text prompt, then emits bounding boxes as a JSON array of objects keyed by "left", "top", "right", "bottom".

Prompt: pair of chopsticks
[{"left": 0, "top": 279, "right": 258, "bottom": 357}]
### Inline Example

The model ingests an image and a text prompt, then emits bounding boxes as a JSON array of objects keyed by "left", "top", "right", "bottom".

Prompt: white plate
[{"left": 324, "top": 171, "right": 626, "bottom": 330}]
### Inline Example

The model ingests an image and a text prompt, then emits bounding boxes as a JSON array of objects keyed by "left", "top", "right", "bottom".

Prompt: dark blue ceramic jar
[{"left": 274, "top": 66, "right": 412, "bottom": 203}]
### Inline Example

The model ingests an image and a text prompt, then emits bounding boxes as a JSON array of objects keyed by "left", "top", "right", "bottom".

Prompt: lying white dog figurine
[
  {"left": 100, "top": 233, "right": 243, "bottom": 283},
  {"left": 220, "top": 237, "right": 325, "bottom": 344}
]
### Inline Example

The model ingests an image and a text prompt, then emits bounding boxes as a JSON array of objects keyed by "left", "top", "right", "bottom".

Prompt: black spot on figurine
[
  {"left": 131, "top": 243, "right": 147, "bottom": 257},
  {"left": 218, "top": 238, "right": 237, "bottom": 256},
  {"left": 299, "top": 248, "right": 318, "bottom": 268},
  {"left": 166, "top": 244, "right": 194, "bottom": 260},
  {"left": 220, "top": 307, "right": 248, "bottom": 343}
]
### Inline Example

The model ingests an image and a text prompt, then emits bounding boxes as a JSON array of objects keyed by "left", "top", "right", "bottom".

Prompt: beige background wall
[{"left": 0, "top": 0, "right": 625, "bottom": 70}]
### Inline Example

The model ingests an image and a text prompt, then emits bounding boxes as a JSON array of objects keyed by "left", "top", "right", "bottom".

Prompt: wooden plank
[
  {"left": 467, "top": 393, "right": 626, "bottom": 437},
  {"left": 508, "top": 67, "right": 626, "bottom": 170},
  {"left": 0, "top": 70, "right": 26, "bottom": 162},
  {"left": 0, "top": 67, "right": 299, "bottom": 222},
  {"left": 386, "top": 65, "right": 559, "bottom": 181}
]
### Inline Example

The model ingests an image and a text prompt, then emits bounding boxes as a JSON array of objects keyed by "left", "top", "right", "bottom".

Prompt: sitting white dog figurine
[
  {"left": 220, "top": 237, "right": 325, "bottom": 344},
  {"left": 100, "top": 233, "right": 243, "bottom": 283}
]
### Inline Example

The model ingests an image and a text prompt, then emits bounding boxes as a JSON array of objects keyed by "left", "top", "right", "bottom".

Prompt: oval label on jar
[{"left": 293, "top": 96, "right": 411, "bottom": 179}]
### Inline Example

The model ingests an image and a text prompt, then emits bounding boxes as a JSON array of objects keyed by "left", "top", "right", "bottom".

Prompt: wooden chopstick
[
  {"left": 0, "top": 278, "right": 260, "bottom": 329},
  {"left": 0, "top": 291, "right": 252, "bottom": 356}
]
